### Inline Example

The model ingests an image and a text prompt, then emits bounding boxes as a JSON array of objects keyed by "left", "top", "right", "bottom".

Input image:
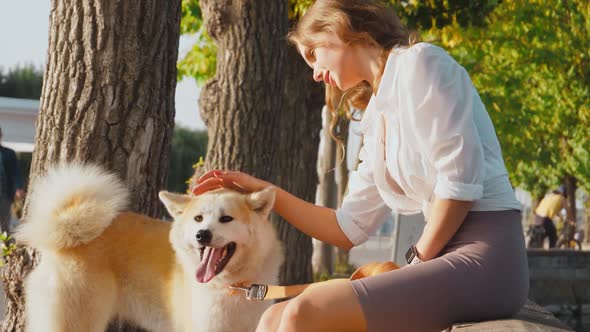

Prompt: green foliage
[
  {"left": 0, "top": 232, "right": 16, "bottom": 268},
  {"left": 180, "top": 0, "right": 203, "bottom": 34},
  {"left": 0, "top": 63, "right": 44, "bottom": 99},
  {"left": 178, "top": 0, "right": 316, "bottom": 85},
  {"left": 177, "top": 33, "right": 217, "bottom": 85},
  {"left": 288, "top": 0, "right": 314, "bottom": 20},
  {"left": 178, "top": 0, "right": 217, "bottom": 84},
  {"left": 313, "top": 270, "right": 332, "bottom": 282},
  {"left": 334, "top": 258, "right": 357, "bottom": 275},
  {"left": 390, "top": 0, "right": 499, "bottom": 31},
  {"left": 166, "top": 126, "right": 208, "bottom": 193},
  {"left": 436, "top": 0, "right": 590, "bottom": 195},
  {"left": 312, "top": 260, "right": 357, "bottom": 282}
]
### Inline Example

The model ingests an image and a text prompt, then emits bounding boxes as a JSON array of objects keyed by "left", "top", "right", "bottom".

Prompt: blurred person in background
[
  {"left": 534, "top": 185, "right": 567, "bottom": 248},
  {"left": 0, "top": 126, "right": 25, "bottom": 234}
]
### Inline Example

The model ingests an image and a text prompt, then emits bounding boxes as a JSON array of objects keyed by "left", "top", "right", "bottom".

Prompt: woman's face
[{"left": 296, "top": 31, "right": 364, "bottom": 90}]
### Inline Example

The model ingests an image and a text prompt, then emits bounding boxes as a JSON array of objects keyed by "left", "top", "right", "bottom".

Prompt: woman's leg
[
  {"left": 257, "top": 211, "right": 527, "bottom": 332},
  {"left": 256, "top": 279, "right": 367, "bottom": 332},
  {"left": 256, "top": 300, "right": 291, "bottom": 332}
]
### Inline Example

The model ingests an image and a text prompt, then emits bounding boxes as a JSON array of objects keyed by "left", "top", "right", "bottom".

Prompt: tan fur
[{"left": 16, "top": 164, "right": 284, "bottom": 332}]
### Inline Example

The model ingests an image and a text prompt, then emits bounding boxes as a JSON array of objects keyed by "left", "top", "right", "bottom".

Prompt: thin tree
[{"left": 313, "top": 107, "right": 338, "bottom": 276}]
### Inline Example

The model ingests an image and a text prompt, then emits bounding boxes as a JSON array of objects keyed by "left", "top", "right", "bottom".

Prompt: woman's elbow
[{"left": 336, "top": 238, "right": 355, "bottom": 251}]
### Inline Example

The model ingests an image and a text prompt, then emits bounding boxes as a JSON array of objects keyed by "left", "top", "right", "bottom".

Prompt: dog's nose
[{"left": 196, "top": 229, "right": 212, "bottom": 245}]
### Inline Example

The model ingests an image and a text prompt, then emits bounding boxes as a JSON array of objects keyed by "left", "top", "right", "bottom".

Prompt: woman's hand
[
  {"left": 195, "top": 170, "right": 354, "bottom": 250},
  {"left": 415, "top": 198, "right": 473, "bottom": 261},
  {"left": 192, "top": 170, "right": 272, "bottom": 195}
]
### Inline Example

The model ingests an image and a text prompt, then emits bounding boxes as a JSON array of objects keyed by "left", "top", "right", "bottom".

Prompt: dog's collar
[
  {"left": 228, "top": 281, "right": 250, "bottom": 297},
  {"left": 228, "top": 283, "right": 269, "bottom": 300},
  {"left": 228, "top": 282, "right": 310, "bottom": 301},
  {"left": 228, "top": 261, "right": 400, "bottom": 301}
]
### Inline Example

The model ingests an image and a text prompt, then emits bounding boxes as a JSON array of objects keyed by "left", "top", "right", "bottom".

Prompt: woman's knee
[
  {"left": 257, "top": 302, "right": 286, "bottom": 332},
  {"left": 279, "top": 297, "right": 312, "bottom": 330}
]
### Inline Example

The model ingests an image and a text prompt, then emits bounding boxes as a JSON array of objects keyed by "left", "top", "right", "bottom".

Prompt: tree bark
[
  {"left": 272, "top": 45, "right": 323, "bottom": 285},
  {"left": 1, "top": 0, "right": 181, "bottom": 331},
  {"left": 198, "top": 0, "right": 286, "bottom": 177},
  {"left": 564, "top": 174, "right": 577, "bottom": 223},
  {"left": 313, "top": 107, "right": 337, "bottom": 276},
  {"left": 196, "top": 0, "right": 323, "bottom": 286},
  {"left": 584, "top": 196, "right": 590, "bottom": 244}
]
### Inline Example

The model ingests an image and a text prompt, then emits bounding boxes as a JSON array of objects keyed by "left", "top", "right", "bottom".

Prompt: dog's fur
[{"left": 15, "top": 163, "right": 284, "bottom": 332}]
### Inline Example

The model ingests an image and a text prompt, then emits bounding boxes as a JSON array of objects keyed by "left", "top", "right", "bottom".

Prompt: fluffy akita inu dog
[{"left": 15, "top": 163, "right": 284, "bottom": 332}]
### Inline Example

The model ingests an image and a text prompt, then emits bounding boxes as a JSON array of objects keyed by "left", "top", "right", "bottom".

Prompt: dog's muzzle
[{"left": 196, "top": 229, "right": 212, "bottom": 245}]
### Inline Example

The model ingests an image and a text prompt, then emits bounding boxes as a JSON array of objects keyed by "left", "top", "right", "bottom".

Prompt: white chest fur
[{"left": 189, "top": 282, "right": 271, "bottom": 332}]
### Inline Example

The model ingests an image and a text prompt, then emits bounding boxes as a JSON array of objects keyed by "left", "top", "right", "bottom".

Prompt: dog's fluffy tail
[{"left": 15, "top": 163, "right": 129, "bottom": 250}]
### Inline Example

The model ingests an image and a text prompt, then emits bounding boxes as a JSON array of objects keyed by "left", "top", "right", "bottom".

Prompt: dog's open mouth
[{"left": 195, "top": 242, "right": 236, "bottom": 283}]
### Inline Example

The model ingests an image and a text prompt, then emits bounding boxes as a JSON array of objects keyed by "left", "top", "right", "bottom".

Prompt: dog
[{"left": 15, "top": 163, "right": 284, "bottom": 332}]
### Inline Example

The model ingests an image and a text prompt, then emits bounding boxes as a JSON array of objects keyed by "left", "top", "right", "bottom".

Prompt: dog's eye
[
  {"left": 219, "top": 216, "right": 233, "bottom": 223},
  {"left": 194, "top": 215, "right": 203, "bottom": 222}
]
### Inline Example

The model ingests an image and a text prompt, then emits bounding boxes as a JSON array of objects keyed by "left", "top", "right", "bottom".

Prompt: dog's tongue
[{"left": 196, "top": 247, "right": 223, "bottom": 283}]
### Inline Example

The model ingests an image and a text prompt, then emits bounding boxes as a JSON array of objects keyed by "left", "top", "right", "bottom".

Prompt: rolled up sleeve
[
  {"left": 335, "top": 138, "right": 391, "bottom": 246},
  {"left": 402, "top": 45, "right": 485, "bottom": 201}
]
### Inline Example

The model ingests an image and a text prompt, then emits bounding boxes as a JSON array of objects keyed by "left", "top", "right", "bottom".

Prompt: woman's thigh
[{"left": 271, "top": 278, "right": 368, "bottom": 332}]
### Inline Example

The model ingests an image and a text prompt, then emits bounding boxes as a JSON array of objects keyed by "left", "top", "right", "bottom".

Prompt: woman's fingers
[
  {"left": 192, "top": 177, "right": 223, "bottom": 195},
  {"left": 193, "top": 170, "right": 262, "bottom": 196},
  {"left": 197, "top": 169, "right": 224, "bottom": 184},
  {"left": 227, "top": 179, "right": 247, "bottom": 193},
  {"left": 192, "top": 173, "right": 247, "bottom": 195}
]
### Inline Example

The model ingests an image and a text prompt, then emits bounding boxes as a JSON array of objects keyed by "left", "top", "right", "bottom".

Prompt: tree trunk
[
  {"left": 564, "top": 174, "right": 577, "bottom": 223},
  {"left": 313, "top": 107, "right": 337, "bottom": 276},
  {"left": 198, "top": 0, "right": 286, "bottom": 177},
  {"left": 272, "top": 45, "right": 323, "bottom": 285},
  {"left": 1, "top": 1, "right": 181, "bottom": 331},
  {"left": 584, "top": 196, "right": 590, "bottom": 244},
  {"left": 198, "top": 0, "right": 323, "bottom": 286}
]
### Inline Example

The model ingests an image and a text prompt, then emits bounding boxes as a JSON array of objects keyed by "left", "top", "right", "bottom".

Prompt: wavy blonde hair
[{"left": 288, "top": 0, "right": 418, "bottom": 148}]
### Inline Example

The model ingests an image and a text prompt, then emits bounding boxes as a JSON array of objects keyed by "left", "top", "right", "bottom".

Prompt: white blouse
[{"left": 335, "top": 42, "right": 521, "bottom": 246}]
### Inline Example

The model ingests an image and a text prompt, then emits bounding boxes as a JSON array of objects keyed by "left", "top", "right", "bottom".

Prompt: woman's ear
[
  {"left": 159, "top": 191, "right": 192, "bottom": 219},
  {"left": 246, "top": 187, "right": 276, "bottom": 218}
]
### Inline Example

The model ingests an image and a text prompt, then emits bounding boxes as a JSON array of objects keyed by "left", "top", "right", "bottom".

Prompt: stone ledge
[{"left": 446, "top": 300, "right": 572, "bottom": 331}]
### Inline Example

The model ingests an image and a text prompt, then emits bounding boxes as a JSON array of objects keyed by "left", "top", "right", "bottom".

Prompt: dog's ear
[
  {"left": 247, "top": 187, "right": 276, "bottom": 217},
  {"left": 159, "top": 191, "right": 191, "bottom": 219}
]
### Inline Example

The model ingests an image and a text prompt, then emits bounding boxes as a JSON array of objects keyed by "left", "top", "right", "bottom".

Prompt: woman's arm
[
  {"left": 415, "top": 197, "right": 473, "bottom": 261},
  {"left": 193, "top": 170, "right": 354, "bottom": 250},
  {"left": 400, "top": 46, "right": 487, "bottom": 261},
  {"left": 273, "top": 186, "right": 354, "bottom": 250}
]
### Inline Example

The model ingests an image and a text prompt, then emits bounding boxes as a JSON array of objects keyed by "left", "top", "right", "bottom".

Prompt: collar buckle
[{"left": 229, "top": 284, "right": 268, "bottom": 301}]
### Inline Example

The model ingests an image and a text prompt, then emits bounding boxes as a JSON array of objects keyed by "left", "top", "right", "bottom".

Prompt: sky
[{"left": 0, "top": 1, "right": 206, "bottom": 130}]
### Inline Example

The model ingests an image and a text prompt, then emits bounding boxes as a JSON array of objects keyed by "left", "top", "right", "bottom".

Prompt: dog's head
[{"left": 159, "top": 187, "right": 280, "bottom": 285}]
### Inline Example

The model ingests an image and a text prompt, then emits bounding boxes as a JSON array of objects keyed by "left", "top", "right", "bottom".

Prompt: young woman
[{"left": 193, "top": 1, "right": 529, "bottom": 331}]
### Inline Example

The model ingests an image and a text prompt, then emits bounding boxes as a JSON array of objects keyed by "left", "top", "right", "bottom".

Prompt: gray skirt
[{"left": 350, "top": 210, "right": 529, "bottom": 332}]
